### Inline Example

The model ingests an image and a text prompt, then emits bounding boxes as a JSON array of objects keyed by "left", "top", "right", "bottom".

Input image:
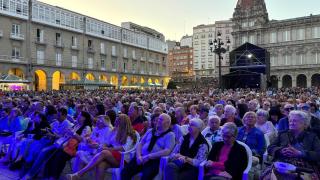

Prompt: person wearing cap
[
  {"left": 277, "top": 103, "right": 295, "bottom": 132},
  {"left": 165, "top": 118, "right": 209, "bottom": 180}
]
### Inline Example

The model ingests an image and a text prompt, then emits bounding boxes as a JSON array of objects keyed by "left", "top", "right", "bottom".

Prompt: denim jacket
[{"left": 237, "top": 126, "right": 266, "bottom": 157}]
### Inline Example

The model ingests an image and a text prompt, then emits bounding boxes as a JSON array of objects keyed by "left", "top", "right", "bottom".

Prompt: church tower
[{"left": 232, "top": 0, "right": 269, "bottom": 47}]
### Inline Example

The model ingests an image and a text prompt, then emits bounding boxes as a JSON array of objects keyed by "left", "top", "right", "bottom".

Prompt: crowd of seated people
[{"left": 0, "top": 87, "right": 319, "bottom": 180}]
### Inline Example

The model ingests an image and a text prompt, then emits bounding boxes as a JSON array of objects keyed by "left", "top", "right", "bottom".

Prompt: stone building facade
[
  {"left": 232, "top": 0, "right": 320, "bottom": 88},
  {"left": 193, "top": 20, "right": 233, "bottom": 80},
  {"left": 168, "top": 46, "right": 194, "bottom": 82},
  {"left": 0, "top": 0, "right": 169, "bottom": 91}
]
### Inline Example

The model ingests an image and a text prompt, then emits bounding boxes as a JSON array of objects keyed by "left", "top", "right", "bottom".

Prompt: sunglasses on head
[{"left": 299, "top": 106, "right": 310, "bottom": 110}]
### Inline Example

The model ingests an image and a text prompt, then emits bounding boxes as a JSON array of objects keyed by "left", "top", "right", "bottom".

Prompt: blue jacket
[
  {"left": 277, "top": 117, "right": 289, "bottom": 132},
  {"left": 0, "top": 116, "right": 27, "bottom": 133},
  {"left": 237, "top": 127, "right": 266, "bottom": 157}
]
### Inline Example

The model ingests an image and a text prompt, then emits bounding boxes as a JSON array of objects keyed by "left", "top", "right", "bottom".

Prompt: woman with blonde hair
[
  {"left": 67, "top": 114, "right": 137, "bottom": 180},
  {"left": 72, "top": 115, "right": 113, "bottom": 172},
  {"left": 237, "top": 111, "right": 266, "bottom": 165}
]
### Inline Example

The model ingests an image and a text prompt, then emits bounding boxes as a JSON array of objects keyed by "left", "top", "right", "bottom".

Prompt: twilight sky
[{"left": 40, "top": 0, "right": 320, "bottom": 41}]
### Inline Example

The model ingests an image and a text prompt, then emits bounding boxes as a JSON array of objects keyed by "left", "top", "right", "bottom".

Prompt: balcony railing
[
  {"left": 0, "top": 55, "right": 27, "bottom": 64},
  {"left": 56, "top": 60, "right": 62, "bottom": 66},
  {"left": 35, "top": 37, "right": 46, "bottom": 45},
  {"left": 71, "top": 44, "right": 79, "bottom": 50},
  {"left": 100, "top": 50, "right": 106, "bottom": 55},
  {"left": 55, "top": 40, "right": 64, "bottom": 48},
  {"left": 29, "top": 57, "right": 165, "bottom": 73},
  {"left": 10, "top": 33, "right": 24, "bottom": 40},
  {"left": 11, "top": 56, "right": 23, "bottom": 62},
  {"left": 87, "top": 47, "right": 96, "bottom": 54}
]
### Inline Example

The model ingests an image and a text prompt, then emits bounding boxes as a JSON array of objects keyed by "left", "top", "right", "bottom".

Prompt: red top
[{"left": 207, "top": 144, "right": 232, "bottom": 176}]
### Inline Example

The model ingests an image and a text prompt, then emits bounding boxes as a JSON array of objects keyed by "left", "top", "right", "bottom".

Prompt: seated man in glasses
[
  {"left": 298, "top": 103, "right": 320, "bottom": 139},
  {"left": 277, "top": 103, "right": 295, "bottom": 132}
]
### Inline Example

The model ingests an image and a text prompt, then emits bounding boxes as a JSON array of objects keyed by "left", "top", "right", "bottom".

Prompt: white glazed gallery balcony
[{"left": 10, "top": 33, "right": 24, "bottom": 40}]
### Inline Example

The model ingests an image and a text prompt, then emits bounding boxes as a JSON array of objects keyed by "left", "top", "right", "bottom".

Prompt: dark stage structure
[{"left": 223, "top": 43, "right": 270, "bottom": 89}]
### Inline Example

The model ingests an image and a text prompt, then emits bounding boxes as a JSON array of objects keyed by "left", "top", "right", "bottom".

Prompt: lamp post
[{"left": 209, "top": 32, "right": 230, "bottom": 90}]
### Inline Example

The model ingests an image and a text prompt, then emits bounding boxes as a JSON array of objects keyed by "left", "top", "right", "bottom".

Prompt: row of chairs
[
  {"left": 2, "top": 129, "right": 259, "bottom": 180},
  {"left": 105, "top": 138, "right": 253, "bottom": 180}
]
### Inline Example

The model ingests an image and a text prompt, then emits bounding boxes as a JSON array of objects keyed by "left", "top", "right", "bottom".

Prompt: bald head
[{"left": 157, "top": 113, "right": 171, "bottom": 132}]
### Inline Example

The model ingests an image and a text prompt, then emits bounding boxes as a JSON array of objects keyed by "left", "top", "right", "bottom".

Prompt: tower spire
[{"left": 237, "top": 0, "right": 254, "bottom": 9}]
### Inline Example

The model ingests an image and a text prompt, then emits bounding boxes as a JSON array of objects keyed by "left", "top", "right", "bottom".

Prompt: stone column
[
  {"left": 292, "top": 76, "right": 297, "bottom": 87},
  {"left": 278, "top": 78, "right": 282, "bottom": 88},
  {"left": 117, "top": 74, "right": 122, "bottom": 89},
  {"left": 307, "top": 75, "right": 312, "bottom": 88},
  {"left": 27, "top": 75, "right": 33, "bottom": 91},
  {"left": 47, "top": 76, "right": 53, "bottom": 91}
]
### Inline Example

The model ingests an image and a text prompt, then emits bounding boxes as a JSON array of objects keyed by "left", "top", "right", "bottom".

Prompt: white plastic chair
[
  {"left": 198, "top": 141, "right": 252, "bottom": 180},
  {"left": 238, "top": 141, "right": 252, "bottom": 180},
  {"left": 108, "top": 131, "right": 140, "bottom": 180},
  {"left": 262, "top": 134, "right": 270, "bottom": 168},
  {"left": 161, "top": 136, "right": 212, "bottom": 180},
  {"left": 206, "top": 137, "right": 213, "bottom": 152}
]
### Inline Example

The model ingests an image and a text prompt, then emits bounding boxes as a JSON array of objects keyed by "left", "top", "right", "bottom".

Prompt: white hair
[
  {"left": 256, "top": 109, "right": 269, "bottom": 119},
  {"left": 224, "top": 105, "right": 236, "bottom": 115},
  {"left": 190, "top": 118, "right": 204, "bottom": 130},
  {"left": 289, "top": 110, "right": 310, "bottom": 127},
  {"left": 208, "top": 115, "right": 221, "bottom": 122},
  {"left": 222, "top": 122, "right": 238, "bottom": 137}
]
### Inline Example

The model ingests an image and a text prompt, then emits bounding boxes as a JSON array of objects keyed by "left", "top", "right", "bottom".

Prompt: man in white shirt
[
  {"left": 201, "top": 115, "right": 223, "bottom": 145},
  {"left": 121, "top": 113, "right": 175, "bottom": 180}
]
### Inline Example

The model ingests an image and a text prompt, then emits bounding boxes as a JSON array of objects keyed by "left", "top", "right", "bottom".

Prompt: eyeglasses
[
  {"left": 298, "top": 106, "right": 310, "bottom": 110},
  {"left": 284, "top": 107, "right": 294, "bottom": 111}
]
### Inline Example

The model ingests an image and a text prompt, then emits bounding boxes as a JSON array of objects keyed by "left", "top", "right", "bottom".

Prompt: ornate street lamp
[{"left": 209, "top": 31, "right": 230, "bottom": 90}]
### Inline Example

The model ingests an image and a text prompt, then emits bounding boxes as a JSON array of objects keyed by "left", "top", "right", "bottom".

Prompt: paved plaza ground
[{"left": 0, "top": 162, "right": 113, "bottom": 180}]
